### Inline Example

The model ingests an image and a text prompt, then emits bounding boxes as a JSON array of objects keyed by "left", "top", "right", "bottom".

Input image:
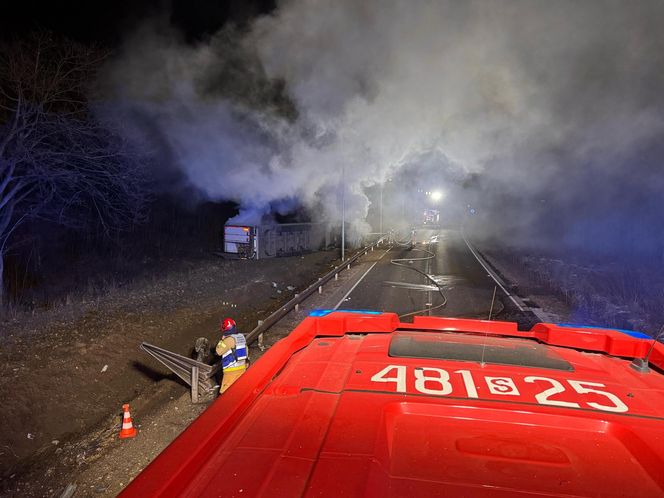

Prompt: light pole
[
  {"left": 341, "top": 164, "right": 345, "bottom": 261},
  {"left": 379, "top": 183, "right": 383, "bottom": 234}
]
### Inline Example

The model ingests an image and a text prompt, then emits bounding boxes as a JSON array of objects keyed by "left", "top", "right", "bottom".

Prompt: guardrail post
[
  {"left": 191, "top": 366, "right": 199, "bottom": 403},
  {"left": 257, "top": 320, "right": 266, "bottom": 351},
  {"left": 347, "top": 263, "right": 351, "bottom": 270},
  {"left": 295, "top": 294, "right": 300, "bottom": 312}
]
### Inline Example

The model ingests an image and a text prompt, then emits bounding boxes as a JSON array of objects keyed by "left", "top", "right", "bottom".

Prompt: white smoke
[{"left": 100, "top": 1, "right": 664, "bottom": 247}]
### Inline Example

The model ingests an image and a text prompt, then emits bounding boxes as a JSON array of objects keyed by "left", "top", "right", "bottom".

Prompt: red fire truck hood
[{"left": 121, "top": 312, "right": 664, "bottom": 498}]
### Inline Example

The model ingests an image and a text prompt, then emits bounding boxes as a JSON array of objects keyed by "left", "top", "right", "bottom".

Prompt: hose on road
[{"left": 389, "top": 240, "right": 448, "bottom": 319}]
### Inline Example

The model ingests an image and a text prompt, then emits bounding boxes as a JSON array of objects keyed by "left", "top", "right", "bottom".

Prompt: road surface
[
  {"left": 331, "top": 228, "right": 533, "bottom": 324},
  {"left": 265, "top": 228, "right": 536, "bottom": 345}
]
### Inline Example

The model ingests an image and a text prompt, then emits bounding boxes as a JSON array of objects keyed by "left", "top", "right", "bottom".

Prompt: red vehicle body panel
[{"left": 120, "top": 312, "right": 664, "bottom": 498}]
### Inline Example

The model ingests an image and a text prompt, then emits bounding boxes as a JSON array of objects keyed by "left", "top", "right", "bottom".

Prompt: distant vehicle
[
  {"left": 422, "top": 208, "right": 440, "bottom": 226},
  {"left": 222, "top": 223, "right": 328, "bottom": 259},
  {"left": 121, "top": 311, "right": 664, "bottom": 497}
]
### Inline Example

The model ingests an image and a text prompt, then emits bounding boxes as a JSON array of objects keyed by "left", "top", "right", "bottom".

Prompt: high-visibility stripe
[
  {"left": 224, "top": 365, "right": 247, "bottom": 372},
  {"left": 122, "top": 422, "right": 133, "bottom": 429}
]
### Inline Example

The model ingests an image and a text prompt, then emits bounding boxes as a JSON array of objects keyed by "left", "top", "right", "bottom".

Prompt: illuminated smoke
[{"left": 101, "top": 1, "right": 664, "bottom": 254}]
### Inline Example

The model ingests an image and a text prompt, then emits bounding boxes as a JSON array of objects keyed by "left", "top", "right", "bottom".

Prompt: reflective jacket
[{"left": 220, "top": 333, "right": 248, "bottom": 372}]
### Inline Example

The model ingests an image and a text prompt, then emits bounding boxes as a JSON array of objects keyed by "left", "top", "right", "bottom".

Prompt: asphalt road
[{"left": 335, "top": 228, "right": 521, "bottom": 322}]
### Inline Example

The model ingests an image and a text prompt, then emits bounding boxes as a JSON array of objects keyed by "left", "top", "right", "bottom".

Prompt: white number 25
[{"left": 525, "top": 376, "right": 628, "bottom": 413}]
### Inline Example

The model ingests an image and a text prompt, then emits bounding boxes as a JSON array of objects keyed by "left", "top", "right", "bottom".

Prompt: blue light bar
[
  {"left": 309, "top": 309, "right": 383, "bottom": 317},
  {"left": 557, "top": 323, "right": 650, "bottom": 340}
]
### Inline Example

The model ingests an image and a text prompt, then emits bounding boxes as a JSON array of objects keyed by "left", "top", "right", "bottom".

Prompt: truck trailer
[{"left": 223, "top": 223, "right": 328, "bottom": 259}]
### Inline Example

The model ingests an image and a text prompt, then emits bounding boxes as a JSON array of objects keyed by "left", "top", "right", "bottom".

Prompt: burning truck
[{"left": 222, "top": 223, "right": 330, "bottom": 259}]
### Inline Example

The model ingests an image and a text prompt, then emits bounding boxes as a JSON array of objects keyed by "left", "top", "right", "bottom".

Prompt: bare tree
[{"left": 0, "top": 32, "right": 151, "bottom": 305}]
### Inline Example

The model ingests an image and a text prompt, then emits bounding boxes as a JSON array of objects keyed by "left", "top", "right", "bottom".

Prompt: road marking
[
  {"left": 461, "top": 234, "right": 526, "bottom": 312},
  {"left": 334, "top": 248, "right": 392, "bottom": 310}
]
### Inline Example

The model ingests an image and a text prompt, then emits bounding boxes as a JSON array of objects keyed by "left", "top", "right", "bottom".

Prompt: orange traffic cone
[{"left": 119, "top": 403, "right": 137, "bottom": 439}]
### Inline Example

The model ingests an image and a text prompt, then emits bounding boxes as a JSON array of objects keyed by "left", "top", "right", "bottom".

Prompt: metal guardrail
[
  {"left": 140, "top": 342, "right": 221, "bottom": 403},
  {"left": 138, "top": 236, "right": 386, "bottom": 403},
  {"left": 245, "top": 237, "right": 386, "bottom": 345}
]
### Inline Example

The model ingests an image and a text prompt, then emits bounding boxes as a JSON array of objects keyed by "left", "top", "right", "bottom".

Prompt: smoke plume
[{"left": 101, "top": 1, "right": 664, "bottom": 255}]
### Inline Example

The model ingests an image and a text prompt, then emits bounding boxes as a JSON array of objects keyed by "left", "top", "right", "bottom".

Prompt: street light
[{"left": 430, "top": 190, "right": 443, "bottom": 202}]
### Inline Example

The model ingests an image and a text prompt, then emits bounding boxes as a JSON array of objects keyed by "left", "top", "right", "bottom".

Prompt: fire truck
[
  {"left": 121, "top": 311, "right": 664, "bottom": 497},
  {"left": 422, "top": 208, "right": 440, "bottom": 226}
]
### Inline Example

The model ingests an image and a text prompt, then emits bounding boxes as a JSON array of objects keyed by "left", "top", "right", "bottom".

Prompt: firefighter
[{"left": 215, "top": 318, "right": 248, "bottom": 393}]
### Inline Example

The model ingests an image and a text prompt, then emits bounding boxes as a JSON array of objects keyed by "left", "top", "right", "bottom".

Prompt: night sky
[{"left": 1, "top": 0, "right": 277, "bottom": 44}]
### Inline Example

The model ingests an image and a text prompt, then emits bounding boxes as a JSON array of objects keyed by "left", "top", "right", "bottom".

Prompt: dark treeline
[
  {"left": 0, "top": 32, "right": 237, "bottom": 311},
  {"left": 4, "top": 199, "right": 237, "bottom": 308}
]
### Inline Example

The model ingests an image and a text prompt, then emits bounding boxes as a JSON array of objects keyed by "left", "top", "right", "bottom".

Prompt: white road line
[
  {"left": 461, "top": 234, "right": 526, "bottom": 312},
  {"left": 333, "top": 248, "right": 392, "bottom": 310}
]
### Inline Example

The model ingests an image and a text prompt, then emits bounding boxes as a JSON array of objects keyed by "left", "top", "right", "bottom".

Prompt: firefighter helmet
[{"left": 221, "top": 318, "right": 236, "bottom": 333}]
